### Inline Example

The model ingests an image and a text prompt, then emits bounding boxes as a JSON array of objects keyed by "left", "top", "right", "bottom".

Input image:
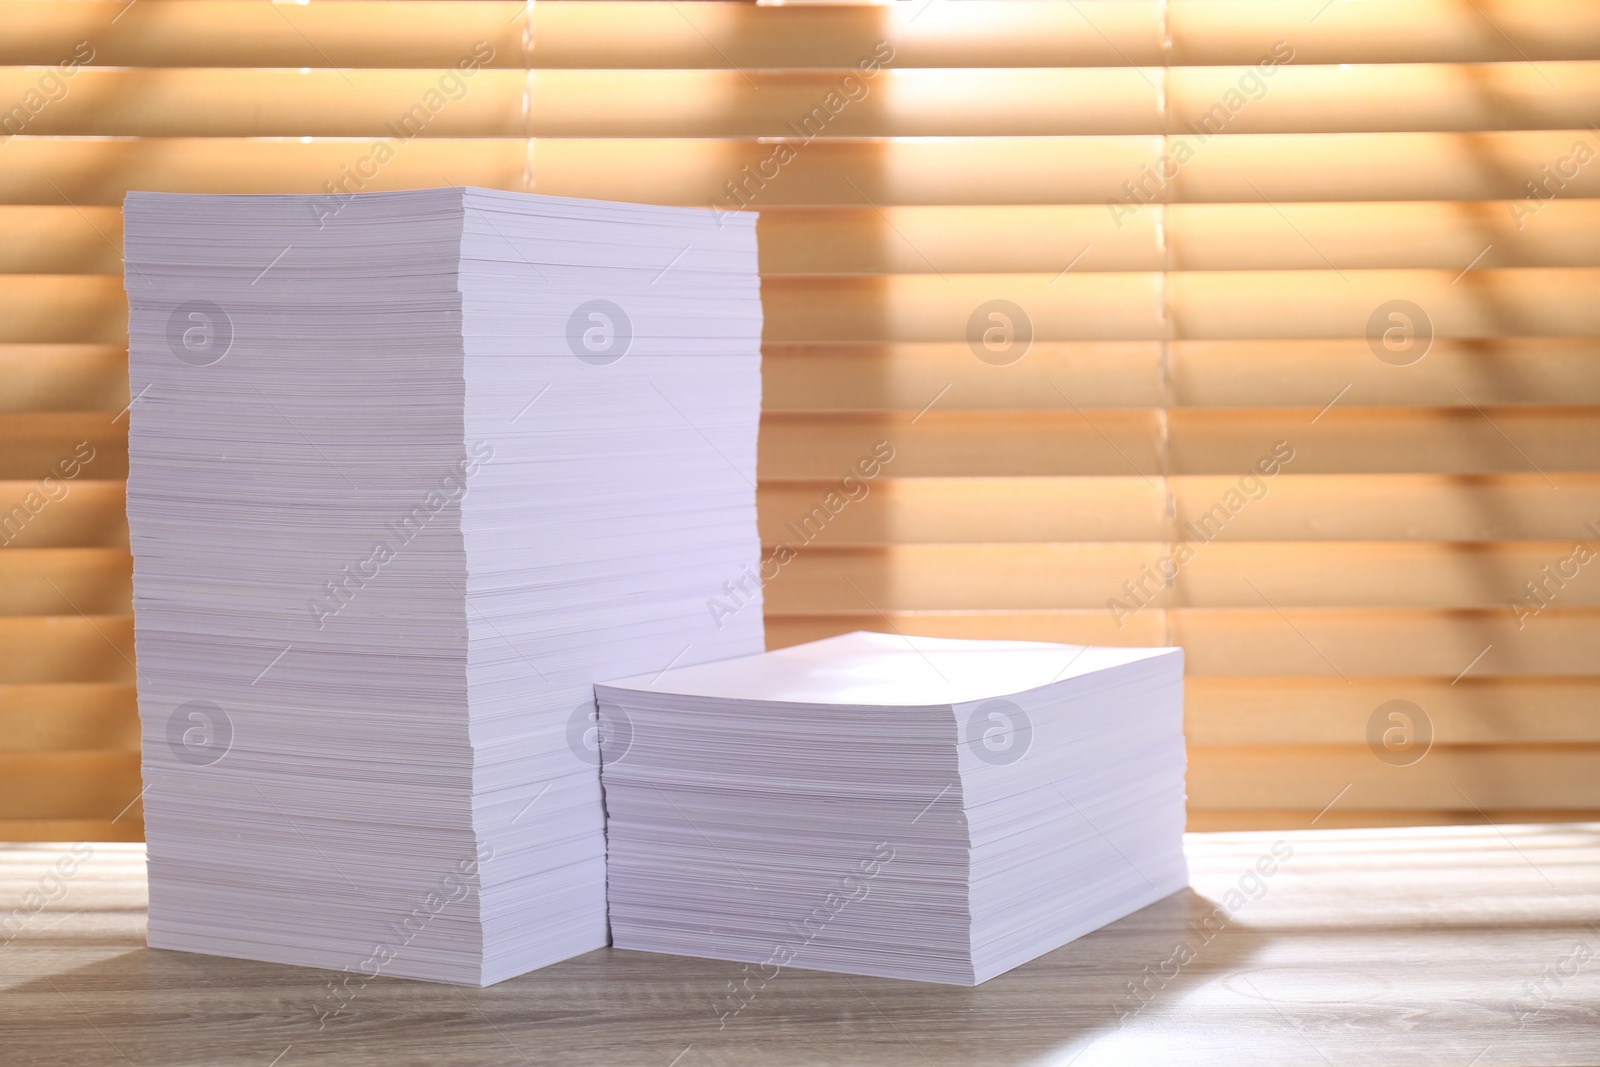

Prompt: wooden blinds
[{"left": 2, "top": 0, "right": 1598, "bottom": 840}]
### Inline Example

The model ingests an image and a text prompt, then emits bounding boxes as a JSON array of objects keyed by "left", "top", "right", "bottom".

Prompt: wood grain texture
[{"left": 1, "top": 826, "right": 1597, "bottom": 1065}]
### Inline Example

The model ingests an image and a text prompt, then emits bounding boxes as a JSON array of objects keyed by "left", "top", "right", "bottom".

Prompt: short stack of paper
[
  {"left": 596, "top": 631, "right": 1187, "bottom": 985},
  {"left": 123, "top": 187, "right": 764, "bottom": 985}
]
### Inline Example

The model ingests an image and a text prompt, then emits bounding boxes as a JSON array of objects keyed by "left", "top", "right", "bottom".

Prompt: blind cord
[
  {"left": 1158, "top": 0, "right": 1175, "bottom": 648},
  {"left": 522, "top": 1, "right": 535, "bottom": 190}
]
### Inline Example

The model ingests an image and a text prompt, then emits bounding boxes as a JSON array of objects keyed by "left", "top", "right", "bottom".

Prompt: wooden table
[{"left": 3, "top": 824, "right": 1597, "bottom": 1066}]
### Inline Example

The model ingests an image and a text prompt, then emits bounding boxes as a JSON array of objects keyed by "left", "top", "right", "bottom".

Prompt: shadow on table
[{"left": 3, "top": 887, "right": 1265, "bottom": 1067}]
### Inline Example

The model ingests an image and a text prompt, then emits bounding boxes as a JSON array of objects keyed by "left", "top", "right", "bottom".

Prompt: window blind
[{"left": 2, "top": 0, "right": 1597, "bottom": 840}]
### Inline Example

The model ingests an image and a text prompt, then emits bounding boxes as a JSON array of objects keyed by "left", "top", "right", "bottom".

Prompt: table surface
[{"left": 2, "top": 824, "right": 1598, "bottom": 1066}]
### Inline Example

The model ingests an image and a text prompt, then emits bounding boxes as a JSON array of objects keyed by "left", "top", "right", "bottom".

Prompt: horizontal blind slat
[
  {"left": 5, "top": 2, "right": 1597, "bottom": 68},
  {"left": 7, "top": 407, "right": 1594, "bottom": 480},
  {"left": 0, "top": 2, "right": 1161, "bottom": 70},
  {"left": 757, "top": 542, "right": 1600, "bottom": 611},
  {"left": 9, "top": 336, "right": 1597, "bottom": 415},
  {"left": 8, "top": 271, "right": 1598, "bottom": 345},
  {"left": 6, "top": 65, "right": 1598, "bottom": 137},
  {"left": 3, "top": 135, "right": 1595, "bottom": 206},
  {"left": 1187, "top": 809, "right": 1600, "bottom": 830},
  {"left": 763, "top": 339, "right": 1600, "bottom": 410},
  {"left": 0, "top": 616, "right": 132, "bottom": 684},
  {"left": 1187, "top": 745, "right": 1600, "bottom": 809},
  {"left": 1167, "top": 62, "right": 1600, "bottom": 133},
  {"left": 0, "top": 684, "right": 138, "bottom": 751},
  {"left": 1169, "top": 408, "right": 1600, "bottom": 475},
  {"left": 7, "top": 473, "right": 1586, "bottom": 549},
  {"left": 764, "top": 202, "right": 1600, "bottom": 274},
  {"left": 765, "top": 609, "right": 1171, "bottom": 649},
  {"left": 0, "top": 478, "right": 127, "bottom": 547},
  {"left": 765, "top": 608, "right": 1600, "bottom": 675},
  {"left": 0, "top": 751, "right": 141, "bottom": 820},
  {"left": 0, "top": 548, "right": 129, "bottom": 615},
  {"left": 1169, "top": 0, "right": 1600, "bottom": 66},
  {"left": 760, "top": 411, "right": 1167, "bottom": 478},
  {"left": 0, "top": 344, "right": 128, "bottom": 411},
  {"left": 1186, "top": 678, "right": 1600, "bottom": 744},
  {"left": 1169, "top": 474, "right": 1600, "bottom": 542},
  {"left": 762, "top": 271, "right": 1600, "bottom": 343},
  {"left": 7, "top": 202, "right": 1600, "bottom": 276},
  {"left": 758, "top": 409, "right": 1600, "bottom": 477},
  {"left": 0, "top": 414, "right": 124, "bottom": 481},
  {"left": 758, "top": 476, "right": 1171, "bottom": 543},
  {"left": 756, "top": 474, "right": 1600, "bottom": 543},
  {"left": 1172, "top": 609, "right": 1600, "bottom": 676},
  {"left": 1167, "top": 338, "right": 1600, "bottom": 408},
  {"left": 0, "top": 818, "right": 142, "bottom": 841}
]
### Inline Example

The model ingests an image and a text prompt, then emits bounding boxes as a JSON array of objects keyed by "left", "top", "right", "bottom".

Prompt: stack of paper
[
  {"left": 123, "top": 187, "right": 765, "bottom": 985},
  {"left": 596, "top": 631, "right": 1187, "bottom": 985}
]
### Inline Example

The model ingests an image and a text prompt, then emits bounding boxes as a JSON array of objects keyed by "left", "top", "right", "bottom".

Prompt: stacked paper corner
[
  {"left": 124, "top": 187, "right": 764, "bottom": 985},
  {"left": 596, "top": 631, "right": 1188, "bottom": 985}
]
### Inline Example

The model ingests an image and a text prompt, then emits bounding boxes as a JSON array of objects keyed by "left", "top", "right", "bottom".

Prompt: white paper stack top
[
  {"left": 123, "top": 187, "right": 765, "bottom": 985},
  {"left": 596, "top": 631, "right": 1187, "bottom": 986}
]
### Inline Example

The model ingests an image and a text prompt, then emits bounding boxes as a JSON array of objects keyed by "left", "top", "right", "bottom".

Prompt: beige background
[{"left": 2, "top": 0, "right": 1597, "bottom": 839}]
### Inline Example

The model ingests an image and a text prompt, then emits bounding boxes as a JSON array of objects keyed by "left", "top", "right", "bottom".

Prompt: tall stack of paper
[
  {"left": 596, "top": 631, "right": 1187, "bottom": 986},
  {"left": 123, "top": 188, "right": 765, "bottom": 985}
]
